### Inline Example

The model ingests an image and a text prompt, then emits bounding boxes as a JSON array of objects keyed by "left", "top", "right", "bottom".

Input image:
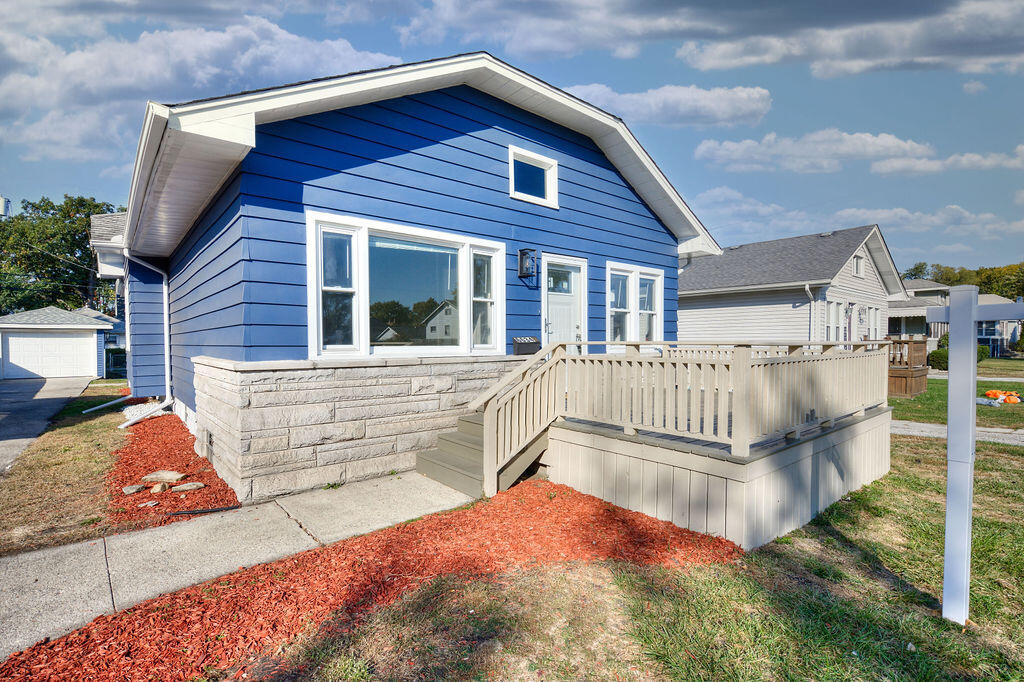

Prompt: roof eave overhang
[
  {"left": 0, "top": 323, "right": 112, "bottom": 330},
  {"left": 124, "top": 53, "right": 720, "bottom": 258},
  {"left": 678, "top": 279, "right": 831, "bottom": 298},
  {"left": 860, "top": 227, "right": 907, "bottom": 299}
]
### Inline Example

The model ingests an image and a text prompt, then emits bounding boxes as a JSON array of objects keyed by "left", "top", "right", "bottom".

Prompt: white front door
[{"left": 542, "top": 256, "right": 586, "bottom": 349}]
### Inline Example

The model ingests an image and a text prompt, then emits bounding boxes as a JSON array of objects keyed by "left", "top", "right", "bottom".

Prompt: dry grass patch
[
  {"left": 270, "top": 563, "right": 660, "bottom": 681},
  {"left": 0, "top": 381, "right": 129, "bottom": 555}
]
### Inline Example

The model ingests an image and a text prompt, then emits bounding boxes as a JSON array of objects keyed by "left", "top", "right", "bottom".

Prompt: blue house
[{"left": 91, "top": 52, "right": 736, "bottom": 502}]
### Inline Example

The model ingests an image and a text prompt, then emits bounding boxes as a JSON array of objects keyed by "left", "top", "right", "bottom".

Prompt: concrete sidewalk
[
  {"left": 0, "top": 473, "right": 470, "bottom": 659},
  {"left": 928, "top": 371, "right": 1024, "bottom": 383},
  {"left": 891, "top": 419, "right": 1024, "bottom": 446}
]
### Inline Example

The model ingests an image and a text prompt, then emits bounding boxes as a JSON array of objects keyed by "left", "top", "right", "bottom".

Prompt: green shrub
[
  {"left": 1012, "top": 337, "right": 1024, "bottom": 353},
  {"left": 938, "top": 332, "right": 949, "bottom": 349},
  {"left": 928, "top": 345, "right": 991, "bottom": 369}
]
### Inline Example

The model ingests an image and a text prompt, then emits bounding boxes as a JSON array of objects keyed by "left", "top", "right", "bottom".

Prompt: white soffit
[
  {"left": 125, "top": 53, "right": 720, "bottom": 258},
  {"left": 861, "top": 227, "right": 906, "bottom": 299}
]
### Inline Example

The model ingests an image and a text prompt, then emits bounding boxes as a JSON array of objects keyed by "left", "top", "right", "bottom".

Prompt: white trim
[
  {"left": 508, "top": 145, "right": 559, "bottom": 209},
  {"left": 852, "top": 254, "right": 865, "bottom": 278},
  {"left": 677, "top": 279, "right": 832, "bottom": 298},
  {"left": 124, "top": 53, "right": 721, "bottom": 258},
  {"left": 605, "top": 259, "right": 664, "bottom": 349},
  {"left": 0, "top": 324, "right": 111, "bottom": 330},
  {"left": 540, "top": 253, "right": 589, "bottom": 352},
  {"left": 305, "top": 210, "right": 506, "bottom": 359}
]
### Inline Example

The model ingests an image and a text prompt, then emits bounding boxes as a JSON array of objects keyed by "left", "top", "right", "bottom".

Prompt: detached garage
[{"left": 0, "top": 307, "right": 112, "bottom": 379}]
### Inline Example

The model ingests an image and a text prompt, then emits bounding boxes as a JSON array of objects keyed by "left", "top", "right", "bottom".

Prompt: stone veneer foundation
[{"left": 188, "top": 355, "right": 521, "bottom": 502}]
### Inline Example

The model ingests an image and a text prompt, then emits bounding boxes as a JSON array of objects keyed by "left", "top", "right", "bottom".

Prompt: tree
[
  {"left": 369, "top": 300, "right": 413, "bottom": 327},
  {"left": 412, "top": 297, "right": 442, "bottom": 323},
  {"left": 902, "top": 261, "right": 929, "bottom": 279},
  {"left": 0, "top": 195, "right": 117, "bottom": 315}
]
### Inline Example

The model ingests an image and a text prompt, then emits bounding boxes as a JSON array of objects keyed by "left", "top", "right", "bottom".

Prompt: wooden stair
[{"left": 416, "top": 411, "right": 548, "bottom": 498}]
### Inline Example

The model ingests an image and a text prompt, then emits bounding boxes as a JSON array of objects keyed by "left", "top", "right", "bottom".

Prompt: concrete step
[
  {"left": 416, "top": 448, "right": 483, "bottom": 498},
  {"left": 436, "top": 430, "right": 484, "bottom": 461},
  {"left": 457, "top": 411, "right": 484, "bottom": 439}
]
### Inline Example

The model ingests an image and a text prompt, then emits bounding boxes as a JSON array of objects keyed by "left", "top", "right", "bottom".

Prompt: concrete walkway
[
  {"left": 0, "top": 473, "right": 470, "bottom": 659},
  {"left": 928, "top": 371, "right": 1024, "bottom": 383},
  {"left": 0, "top": 377, "right": 91, "bottom": 474},
  {"left": 892, "top": 419, "right": 1024, "bottom": 446}
]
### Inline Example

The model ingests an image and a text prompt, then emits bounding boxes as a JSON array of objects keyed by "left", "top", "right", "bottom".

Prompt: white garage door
[{"left": 2, "top": 330, "right": 96, "bottom": 379}]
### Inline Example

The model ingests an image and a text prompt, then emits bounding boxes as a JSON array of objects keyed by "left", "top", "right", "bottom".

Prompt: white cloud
[
  {"left": 392, "top": 0, "right": 1024, "bottom": 77},
  {"left": 963, "top": 80, "right": 987, "bottom": 94},
  {"left": 0, "top": 16, "right": 398, "bottom": 161},
  {"left": 870, "top": 144, "right": 1024, "bottom": 174},
  {"left": 691, "top": 187, "right": 1024, "bottom": 257},
  {"left": 694, "top": 128, "right": 934, "bottom": 173},
  {"left": 676, "top": 1, "right": 1024, "bottom": 77},
  {"left": 565, "top": 83, "right": 771, "bottom": 127}
]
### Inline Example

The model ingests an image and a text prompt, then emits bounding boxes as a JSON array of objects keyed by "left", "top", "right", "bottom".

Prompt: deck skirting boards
[{"left": 543, "top": 408, "right": 891, "bottom": 550}]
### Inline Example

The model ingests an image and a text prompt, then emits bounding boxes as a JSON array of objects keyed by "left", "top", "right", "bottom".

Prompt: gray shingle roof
[
  {"left": 677, "top": 225, "right": 876, "bottom": 294},
  {"left": 74, "top": 307, "right": 124, "bottom": 334},
  {"left": 903, "top": 279, "right": 949, "bottom": 291},
  {"left": 90, "top": 212, "right": 127, "bottom": 246},
  {"left": 0, "top": 306, "right": 112, "bottom": 328},
  {"left": 890, "top": 295, "right": 945, "bottom": 309}
]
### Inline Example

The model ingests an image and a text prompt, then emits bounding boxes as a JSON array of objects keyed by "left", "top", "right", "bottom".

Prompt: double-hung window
[
  {"left": 308, "top": 212, "right": 505, "bottom": 357},
  {"left": 605, "top": 261, "right": 663, "bottom": 346}
]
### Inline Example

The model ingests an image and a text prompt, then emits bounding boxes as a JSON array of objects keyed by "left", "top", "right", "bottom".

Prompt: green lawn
[
  {"left": 978, "top": 358, "right": 1024, "bottom": 379},
  {"left": 270, "top": 436, "right": 1024, "bottom": 681},
  {"left": 889, "top": 379, "right": 1024, "bottom": 429}
]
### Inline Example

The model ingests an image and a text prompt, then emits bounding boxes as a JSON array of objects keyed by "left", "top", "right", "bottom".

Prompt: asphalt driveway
[{"left": 0, "top": 377, "right": 92, "bottom": 474}]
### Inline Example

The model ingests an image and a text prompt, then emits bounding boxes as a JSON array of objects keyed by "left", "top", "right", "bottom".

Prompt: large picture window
[
  {"left": 307, "top": 212, "right": 505, "bottom": 357},
  {"left": 605, "top": 261, "right": 663, "bottom": 346}
]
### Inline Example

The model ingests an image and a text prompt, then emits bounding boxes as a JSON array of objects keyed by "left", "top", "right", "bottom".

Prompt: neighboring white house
[
  {"left": 423, "top": 301, "right": 459, "bottom": 344},
  {"left": 892, "top": 280, "right": 1022, "bottom": 355},
  {"left": 676, "top": 225, "right": 906, "bottom": 343},
  {"left": 0, "top": 306, "right": 112, "bottom": 379}
]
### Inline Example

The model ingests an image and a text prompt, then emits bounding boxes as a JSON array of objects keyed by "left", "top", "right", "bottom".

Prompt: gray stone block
[
  {"left": 240, "top": 403, "right": 333, "bottom": 431},
  {"left": 316, "top": 437, "right": 397, "bottom": 466},
  {"left": 251, "top": 463, "right": 347, "bottom": 500},
  {"left": 334, "top": 398, "right": 439, "bottom": 422},
  {"left": 290, "top": 421, "right": 365, "bottom": 448},
  {"left": 346, "top": 452, "right": 416, "bottom": 481},
  {"left": 365, "top": 413, "right": 459, "bottom": 438},
  {"left": 411, "top": 375, "right": 454, "bottom": 394}
]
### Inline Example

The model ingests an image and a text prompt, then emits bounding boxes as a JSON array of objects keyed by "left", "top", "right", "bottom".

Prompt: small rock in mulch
[
  {"left": 150, "top": 482, "right": 170, "bottom": 494},
  {"left": 137, "top": 501, "right": 158, "bottom": 508},
  {"left": 122, "top": 485, "right": 145, "bottom": 495},
  {"left": 142, "top": 470, "right": 186, "bottom": 483},
  {"left": 171, "top": 481, "right": 205, "bottom": 492}
]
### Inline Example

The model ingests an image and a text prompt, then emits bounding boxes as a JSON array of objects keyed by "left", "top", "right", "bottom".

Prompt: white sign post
[{"left": 927, "top": 285, "right": 1024, "bottom": 624}]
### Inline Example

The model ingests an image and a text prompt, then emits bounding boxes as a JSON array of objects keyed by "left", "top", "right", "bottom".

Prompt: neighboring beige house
[{"left": 676, "top": 225, "right": 906, "bottom": 343}]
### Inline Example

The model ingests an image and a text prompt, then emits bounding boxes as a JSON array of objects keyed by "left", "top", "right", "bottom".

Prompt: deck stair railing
[
  {"left": 468, "top": 340, "right": 889, "bottom": 496},
  {"left": 887, "top": 337, "right": 928, "bottom": 368}
]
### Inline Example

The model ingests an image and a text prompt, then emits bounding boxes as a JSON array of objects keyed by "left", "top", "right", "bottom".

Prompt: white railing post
[
  {"left": 942, "top": 285, "right": 979, "bottom": 625},
  {"left": 483, "top": 401, "right": 498, "bottom": 497},
  {"left": 731, "top": 345, "right": 752, "bottom": 458}
]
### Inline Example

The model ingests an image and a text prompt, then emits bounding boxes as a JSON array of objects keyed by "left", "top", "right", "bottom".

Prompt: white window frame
[
  {"left": 508, "top": 145, "right": 559, "bottom": 209},
  {"left": 852, "top": 255, "right": 864, "bottom": 278},
  {"left": 540, "top": 252, "right": 589, "bottom": 353},
  {"left": 605, "top": 260, "right": 664, "bottom": 350},
  {"left": 306, "top": 211, "right": 506, "bottom": 358}
]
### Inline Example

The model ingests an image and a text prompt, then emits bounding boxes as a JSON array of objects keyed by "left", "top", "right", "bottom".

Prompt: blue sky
[{"left": 1, "top": 1, "right": 1022, "bottom": 269}]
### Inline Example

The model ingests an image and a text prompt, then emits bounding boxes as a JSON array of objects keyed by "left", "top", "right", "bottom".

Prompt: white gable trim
[{"left": 124, "top": 53, "right": 720, "bottom": 259}]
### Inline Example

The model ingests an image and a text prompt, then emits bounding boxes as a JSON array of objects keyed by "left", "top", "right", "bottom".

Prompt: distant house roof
[
  {"left": 903, "top": 279, "right": 949, "bottom": 292},
  {"left": 888, "top": 295, "right": 946, "bottom": 318},
  {"left": 74, "top": 307, "right": 125, "bottom": 334},
  {"left": 979, "top": 293, "right": 1015, "bottom": 305},
  {"left": 677, "top": 225, "right": 903, "bottom": 297},
  {"left": 89, "top": 212, "right": 127, "bottom": 247},
  {"left": 0, "top": 306, "right": 113, "bottom": 329}
]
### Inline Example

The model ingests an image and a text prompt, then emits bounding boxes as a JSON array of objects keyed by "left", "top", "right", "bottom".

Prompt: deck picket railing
[{"left": 471, "top": 340, "right": 889, "bottom": 495}]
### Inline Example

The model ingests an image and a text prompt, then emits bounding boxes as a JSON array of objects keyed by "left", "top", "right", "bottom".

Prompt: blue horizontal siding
[
  {"left": 126, "top": 259, "right": 166, "bottom": 397},
  {"left": 239, "top": 85, "right": 678, "bottom": 355},
  {"left": 161, "top": 84, "right": 680, "bottom": 401},
  {"left": 167, "top": 173, "right": 245, "bottom": 410}
]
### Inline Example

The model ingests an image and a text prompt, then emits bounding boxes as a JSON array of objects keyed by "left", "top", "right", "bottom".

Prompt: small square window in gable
[{"left": 509, "top": 145, "right": 558, "bottom": 209}]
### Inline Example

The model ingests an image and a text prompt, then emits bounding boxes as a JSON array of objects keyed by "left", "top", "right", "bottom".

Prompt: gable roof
[
  {"left": 74, "top": 307, "right": 124, "bottom": 334},
  {"left": 89, "top": 212, "right": 127, "bottom": 248},
  {"left": 678, "top": 225, "right": 907, "bottom": 297},
  {"left": 123, "top": 52, "right": 720, "bottom": 258},
  {"left": 0, "top": 306, "right": 113, "bottom": 329},
  {"left": 904, "top": 278, "right": 949, "bottom": 292}
]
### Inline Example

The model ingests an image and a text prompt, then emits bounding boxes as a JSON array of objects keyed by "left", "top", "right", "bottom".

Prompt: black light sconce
[{"left": 518, "top": 248, "right": 537, "bottom": 278}]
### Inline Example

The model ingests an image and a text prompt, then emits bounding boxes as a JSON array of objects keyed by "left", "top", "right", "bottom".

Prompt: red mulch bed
[
  {"left": 105, "top": 414, "right": 238, "bottom": 529},
  {"left": 1, "top": 480, "right": 741, "bottom": 681},
  {"left": 119, "top": 386, "right": 149, "bottom": 405}
]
